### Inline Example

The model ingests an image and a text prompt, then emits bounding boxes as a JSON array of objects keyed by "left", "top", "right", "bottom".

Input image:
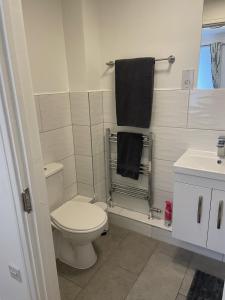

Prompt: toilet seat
[{"left": 51, "top": 200, "right": 107, "bottom": 233}]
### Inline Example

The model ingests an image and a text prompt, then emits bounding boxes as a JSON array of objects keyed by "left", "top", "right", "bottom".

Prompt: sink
[{"left": 174, "top": 149, "right": 225, "bottom": 181}]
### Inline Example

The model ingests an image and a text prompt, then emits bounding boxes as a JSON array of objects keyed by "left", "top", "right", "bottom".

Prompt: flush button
[{"left": 9, "top": 265, "right": 22, "bottom": 282}]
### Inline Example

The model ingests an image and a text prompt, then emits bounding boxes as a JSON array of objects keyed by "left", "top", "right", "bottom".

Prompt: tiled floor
[{"left": 57, "top": 224, "right": 225, "bottom": 300}]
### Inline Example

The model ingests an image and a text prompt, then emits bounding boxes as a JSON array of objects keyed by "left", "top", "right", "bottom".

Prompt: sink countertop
[{"left": 174, "top": 149, "right": 225, "bottom": 181}]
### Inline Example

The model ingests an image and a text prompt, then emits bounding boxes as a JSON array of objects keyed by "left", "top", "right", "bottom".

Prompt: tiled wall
[
  {"left": 70, "top": 91, "right": 106, "bottom": 202},
  {"left": 35, "top": 88, "right": 225, "bottom": 215},
  {"left": 35, "top": 92, "right": 77, "bottom": 202},
  {"left": 103, "top": 88, "right": 225, "bottom": 216}
]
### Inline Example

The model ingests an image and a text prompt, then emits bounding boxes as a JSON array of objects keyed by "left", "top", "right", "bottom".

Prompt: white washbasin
[{"left": 174, "top": 149, "right": 225, "bottom": 181}]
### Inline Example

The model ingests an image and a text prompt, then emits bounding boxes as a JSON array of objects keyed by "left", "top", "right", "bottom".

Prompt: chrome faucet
[{"left": 217, "top": 136, "right": 225, "bottom": 158}]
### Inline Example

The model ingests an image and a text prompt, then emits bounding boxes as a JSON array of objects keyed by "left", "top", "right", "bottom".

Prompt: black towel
[
  {"left": 115, "top": 57, "right": 155, "bottom": 128},
  {"left": 117, "top": 132, "right": 143, "bottom": 180}
]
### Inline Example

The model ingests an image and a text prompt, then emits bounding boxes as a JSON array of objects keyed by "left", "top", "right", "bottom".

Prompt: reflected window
[
  {"left": 198, "top": 45, "right": 213, "bottom": 89},
  {"left": 197, "top": 26, "right": 225, "bottom": 89}
]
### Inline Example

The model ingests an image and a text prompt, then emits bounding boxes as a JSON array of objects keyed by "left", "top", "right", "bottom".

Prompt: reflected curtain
[{"left": 210, "top": 42, "right": 222, "bottom": 88}]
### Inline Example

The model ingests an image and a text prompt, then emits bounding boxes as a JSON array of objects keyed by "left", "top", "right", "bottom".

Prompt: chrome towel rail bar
[{"left": 106, "top": 55, "right": 175, "bottom": 67}]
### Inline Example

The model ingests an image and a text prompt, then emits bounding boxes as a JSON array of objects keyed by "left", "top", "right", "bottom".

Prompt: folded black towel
[
  {"left": 117, "top": 132, "right": 143, "bottom": 180},
  {"left": 115, "top": 57, "right": 155, "bottom": 128}
]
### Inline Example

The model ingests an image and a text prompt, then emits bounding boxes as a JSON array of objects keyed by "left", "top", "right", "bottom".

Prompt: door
[
  {"left": 0, "top": 129, "right": 33, "bottom": 300},
  {"left": 207, "top": 189, "right": 225, "bottom": 253},
  {"left": 173, "top": 182, "right": 211, "bottom": 247}
]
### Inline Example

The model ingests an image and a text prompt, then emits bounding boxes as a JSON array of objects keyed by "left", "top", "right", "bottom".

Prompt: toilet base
[{"left": 57, "top": 234, "right": 97, "bottom": 269}]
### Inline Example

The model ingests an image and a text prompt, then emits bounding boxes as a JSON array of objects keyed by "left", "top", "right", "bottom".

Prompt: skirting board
[{"left": 109, "top": 206, "right": 225, "bottom": 262}]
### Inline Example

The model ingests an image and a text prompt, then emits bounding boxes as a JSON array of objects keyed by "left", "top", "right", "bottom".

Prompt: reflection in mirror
[
  {"left": 197, "top": 0, "right": 225, "bottom": 89},
  {"left": 198, "top": 25, "right": 225, "bottom": 89}
]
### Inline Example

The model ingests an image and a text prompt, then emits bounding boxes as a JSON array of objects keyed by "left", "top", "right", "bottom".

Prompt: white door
[
  {"left": 173, "top": 182, "right": 211, "bottom": 247},
  {"left": 207, "top": 189, "right": 225, "bottom": 253},
  {"left": 0, "top": 129, "right": 32, "bottom": 300}
]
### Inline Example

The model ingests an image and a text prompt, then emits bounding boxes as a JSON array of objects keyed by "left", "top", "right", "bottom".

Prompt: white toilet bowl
[{"left": 51, "top": 200, "right": 108, "bottom": 269}]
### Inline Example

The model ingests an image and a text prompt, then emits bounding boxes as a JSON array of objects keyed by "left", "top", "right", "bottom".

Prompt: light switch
[{"left": 182, "top": 70, "right": 195, "bottom": 90}]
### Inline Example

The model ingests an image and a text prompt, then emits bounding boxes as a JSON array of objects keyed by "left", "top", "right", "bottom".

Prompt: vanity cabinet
[
  {"left": 173, "top": 182, "right": 211, "bottom": 248},
  {"left": 173, "top": 182, "right": 225, "bottom": 253},
  {"left": 207, "top": 190, "right": 225, "bottom": 253}
]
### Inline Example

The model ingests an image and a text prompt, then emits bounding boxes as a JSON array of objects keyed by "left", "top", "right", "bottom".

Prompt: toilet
[{"left": 44, "top": 162, "right": 108, "bottom": 269}]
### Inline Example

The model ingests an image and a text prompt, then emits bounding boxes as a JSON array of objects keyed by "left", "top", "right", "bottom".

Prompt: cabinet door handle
[
  {"left": 217, "top": 200, "right": 223, "bottom": 230},
  {"left": 197, "top": 196, "right": 203, "bottom": 224}
]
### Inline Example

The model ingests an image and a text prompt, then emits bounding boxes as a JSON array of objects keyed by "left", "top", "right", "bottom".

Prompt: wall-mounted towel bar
[{"left": 106, "top": 55, "right": 176, "bottom": 67}]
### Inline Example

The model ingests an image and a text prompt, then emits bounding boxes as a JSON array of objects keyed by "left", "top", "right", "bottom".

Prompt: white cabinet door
[
  {"left": 172, "top": 182, "right": 211, "bottom": 247},
  {"left": 207, "top": 190, "right": 225, "bottom": 253}
]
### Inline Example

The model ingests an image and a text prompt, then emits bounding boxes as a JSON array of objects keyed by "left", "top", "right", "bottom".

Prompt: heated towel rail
[{"left": 106, "top": 128, "right": 161, "bottom": 219}]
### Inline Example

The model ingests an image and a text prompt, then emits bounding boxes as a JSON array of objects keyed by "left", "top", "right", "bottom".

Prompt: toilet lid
[{"left": 51, "top": 201, "right": 107, "bottom": 232}]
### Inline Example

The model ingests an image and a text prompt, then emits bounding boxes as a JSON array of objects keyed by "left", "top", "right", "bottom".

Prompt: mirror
[{"left": 197, "top": 0, "right": 225, "bottom": 89}]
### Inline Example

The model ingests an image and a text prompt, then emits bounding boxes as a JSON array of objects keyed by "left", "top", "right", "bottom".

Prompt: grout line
[
  {"left": 123, "top": 241, "right": 160, "bottom": 300},
  {"left": 60, "top": 275, "right": 84, "bottom": 290},
  {"left": 85, "top": 93, "right": 95, "bottom": 196},
  {"left": 68, "top": 93, "right": 78, "bottom": 194},
  {"left": 39, "top": 124, "right": 73, "bottom": 134}
]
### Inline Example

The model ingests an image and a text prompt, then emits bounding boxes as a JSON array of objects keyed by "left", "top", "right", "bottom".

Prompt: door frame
[{"left": 0, "top": 0, "right": 60, "bottom": 299}]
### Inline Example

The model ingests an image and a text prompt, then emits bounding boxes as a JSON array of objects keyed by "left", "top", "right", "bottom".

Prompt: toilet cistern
[{"left": 217, "top": 136, "right": 225, "bottom": 158}]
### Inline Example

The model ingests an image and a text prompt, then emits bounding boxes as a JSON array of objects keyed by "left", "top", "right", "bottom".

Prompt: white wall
[
  {"left": 82, "top": 0, "right": 101, "bottom": 90},
  {"left": 61, "top": 0, "right": 87, "bottom": 91},
  {"left": 22, "top": 0, "right": 69, "bottom": 93},
  {"left": 203, "top": 0, "right": 225, "bottom": 25},
  {"left": 62, "top": 0, "right": 101, "bottom": 91},
  {"left": 22, "top": 0, "right": 77, "bottom": 204},
  {"left": 97, "top": 0, "right": 204, "bottom": 89}
]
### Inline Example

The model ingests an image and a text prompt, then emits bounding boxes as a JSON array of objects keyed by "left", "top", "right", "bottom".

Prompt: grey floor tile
[
  {"left": 179, "top": 268, "right": 195, "bottom": 296},
  {"left": 58, "top": 275, "right": 81, "bottom": 300},
  {"left": 126, "top": 245, "right": 191, "bottom": 300},
  {"left": 75, "top": 261, "right": 137, "bottom": 300},
  {"left": 109, "top": 231, "right": 158, "bottom": 274},
  {"left": 190, "top": 253, "right": 225, "bottom": 280},
  {"left": 57, "top": 254, "right": 104, "bottom": 288},
  {"left": 94, "top": 224, "right": 130, "bottom": 261},
  {"left": 176, "top": 294, "right": 186, "bottom": 300}
]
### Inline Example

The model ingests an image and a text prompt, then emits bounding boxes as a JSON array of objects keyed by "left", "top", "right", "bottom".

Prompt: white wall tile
[
  {"left": 94, "top": 180, "right": 107, "bottom": 202},
  {"left": 152, "top": 159, "right": 174, "bottom": 193},
  {"left": 187, "top": 129, "right": 225, "bottom": 152},
  {"left": 152, "top": 126, "right": 225, "bottom": 162},
  {"left": 89, "top": 91, "right": 103, "bottom": 125},
  {"left": 73, "top": 125, "right": 92, "bottom": 156},
  {"left": 60, "top": 155, "right": 76, "bottom": 188},
  {"left": 64, "top": 183, "right": 77, "bottom": 201},
  {"left": 34, "top": 95, "right": 42, "bottom": 131},
  {"left": 103, "top": 91, "right": 117, "bottom": 123},
  {"left": 75, "top": 155, "right": 93, "bottom": 185},
  {"left": 188, "top": 89, "right": 225, "bottom": 130},
  {"left": 40, "top": 126, "right": 74, "bottom": 163},
  {"left": 91, "top": 124, "right": 104, "bottom": 155},
  {"left": 151, "top": 89, "right": 189, "bottom": 128},
  {"left": 152, "top": 127, "right": 188, "bottom": 161},
  {"left": 70, "top": 92, "right": 90, "bottom": 125},
  {"left": 38, "top": 93, "right": 71, "bottom": 131},
  {"left": 77, "top": 183, "right": 94, "bottom": 198},
  {"left": 93, "top": 152, "right": 105, "bottom": 184}
]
